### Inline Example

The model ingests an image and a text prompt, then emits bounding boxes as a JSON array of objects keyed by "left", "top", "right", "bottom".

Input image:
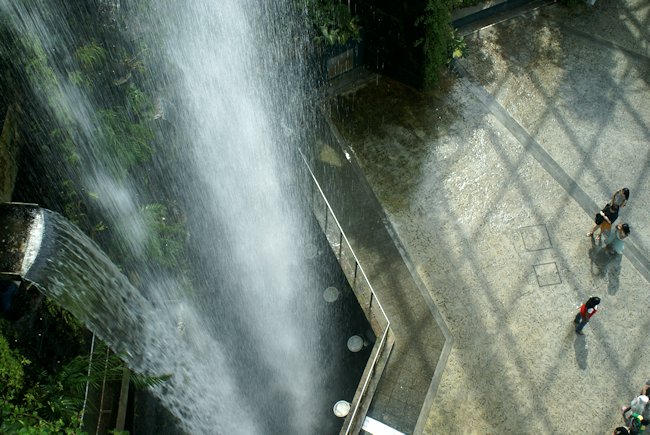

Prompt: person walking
[
  {"left": 574, "top": 296, "right": 600, "bottom": 335},
  {"left": 604, "top": 223, "right": 631, "bottom": 255},
  {"left": 622, "top": 395, "right": 649, "bottom": 434},
  {"left": 587, "top": 203, "right": 620, "bottom": 240},
  {"left": 611, "top": 187, "right": 630, "bottom": 208}
]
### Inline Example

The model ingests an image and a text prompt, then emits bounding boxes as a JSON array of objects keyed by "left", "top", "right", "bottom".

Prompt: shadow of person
[
  {"left": 588, "top": 237, "right": 616, "bottom": 276},
  {"left": 588, "top": 239, "right": 622, "bottom": 294},
  {"left": 606, "top": 253, "right": 622, "bottom": 295},
  {"left": 573, "top": 330, "right": 588, "bottom": 370}
]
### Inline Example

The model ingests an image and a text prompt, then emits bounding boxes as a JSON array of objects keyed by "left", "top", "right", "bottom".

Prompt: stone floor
[{"left": 317, "top": 0, "right": 649, "bottom": 433}]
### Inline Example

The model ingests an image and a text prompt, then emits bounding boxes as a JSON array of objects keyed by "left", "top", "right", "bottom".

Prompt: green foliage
[
  {"left": 452, "top": 0, "right": 483, "bottom": 8},
  {"left": 75, "top": 42, "right": 107, "bottom": 70},
  {"left": 0, "top": 333, "right": 29, "bottom": 400},
  {"left": 416, "top": 1, "right": 471, "bottom": 88},
  {"left": 60, "top": 180, "right": 87, "bottom": 226},
  {"left": 51, "top": 341, "right": 168, "bottom": 395},
  {"left": 49, "top": 129, "right": 81, "bottom": 167},
  {"left": 1, "top": 4, "right": 177, "bottom": 431},
  {"left": 0, "top": 324, "right": 166, "bottom": 434},
  {"left": 126, "top": 85, "right": 152, "bottom": 117},
  {"left": 142, "top": 203, "right": 187, "bottom": 268},
  {"left": 17, "top": 36, "right": 59, "bottom": 93},
  {"left": 44, "top": 298, "right": 87, "bottom": 344},
  {"left": 415, "top": 0, "right": 453, "bottom": 88},
  {"left": 450, "top": 30, "right": 467, "bottom": 60},
  {"left": 96, "top": 107, "right": 154, "bottom": 176},
  {"left": 307, "top": 0, "right": 361, "bottom": 46},
  {"left": 0, "top": 324, "right": 85, "bottom": 433},
  {"left": 0, "top": 399, "right": 85, "bottom": 435},
  {"left": 130, "top": 370, "right": 171, "bottom": 390}
]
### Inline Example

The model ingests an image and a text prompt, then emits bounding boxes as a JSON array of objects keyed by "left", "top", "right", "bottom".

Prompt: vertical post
[
  {"left": 115, "top": 366, "right": 130, "bottom": 430},
  {"left": 95, "top": 346, "right": 111, "bottom": 434}
]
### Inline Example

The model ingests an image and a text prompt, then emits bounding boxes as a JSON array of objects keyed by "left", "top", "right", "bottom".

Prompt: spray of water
[{"left": 1, "top": 0, "right": 338, "bottom": 433}]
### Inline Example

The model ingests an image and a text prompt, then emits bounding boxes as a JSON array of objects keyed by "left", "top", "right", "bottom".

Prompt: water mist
[{"left": 0, "top": 0, "right": 357, "bottom": 433}]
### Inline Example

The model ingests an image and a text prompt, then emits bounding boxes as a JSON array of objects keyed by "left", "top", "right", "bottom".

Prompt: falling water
[
  {"left": 22, "top": 208, "right": 324, "bottom": 434},
  {"left": 0, "top": 0, "right": 367, "bottom": 433}
]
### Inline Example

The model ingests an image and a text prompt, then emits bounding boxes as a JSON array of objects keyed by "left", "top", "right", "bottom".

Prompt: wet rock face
[
  {"left": 0, "top": 105, "right": 19, "bottom": 202},
  {"left": 0, "top": 203, "right": 41, "bottom": 277}
]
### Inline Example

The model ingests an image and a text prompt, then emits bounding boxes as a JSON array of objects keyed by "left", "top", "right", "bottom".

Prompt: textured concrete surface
[{"left": 327, "top": 0, "right": 649, "bottom": 433}]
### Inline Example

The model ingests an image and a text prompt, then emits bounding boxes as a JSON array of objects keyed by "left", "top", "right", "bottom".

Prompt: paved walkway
[{"left": 321, "top": 0, "right": 649, "bottom": 433}]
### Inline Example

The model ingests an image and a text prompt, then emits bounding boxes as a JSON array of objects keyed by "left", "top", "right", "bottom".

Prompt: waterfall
[
  {"left": 24, "top": 209, "right": 298, "bottom": 434},
  {"left": 1, "top": 0, "right": 366, "bottom": 433}
]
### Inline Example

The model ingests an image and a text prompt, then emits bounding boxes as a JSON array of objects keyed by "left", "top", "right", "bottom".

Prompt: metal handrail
[
  {"left": 300, "top": 152, "right": 391, "bottom": 434},
  {"left": 344, "top": 324, "right": 390, "bottom": 434}
]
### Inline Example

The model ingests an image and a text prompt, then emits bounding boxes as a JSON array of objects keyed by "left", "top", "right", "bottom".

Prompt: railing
[{"left": 301, "top": 153, "right": 391, "bottom": 434}]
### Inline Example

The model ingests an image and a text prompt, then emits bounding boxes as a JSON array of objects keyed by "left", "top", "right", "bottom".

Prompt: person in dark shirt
[{"left": 587, "top": 203, "right": 619, "bottom": 241}]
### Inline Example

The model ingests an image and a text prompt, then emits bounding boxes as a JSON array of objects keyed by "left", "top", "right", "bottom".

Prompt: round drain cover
[
  {"left": 303, "top": 243, "right": 317, "bottom": 259},
  {"left": 333, "top": 400, "right": 350, "bottom": 417},
  {"left": 323, "top": 286, "right": 340, "bottom": 302},
  {"left": 347, "top": 335, "right": 364, "bottom": 352}
]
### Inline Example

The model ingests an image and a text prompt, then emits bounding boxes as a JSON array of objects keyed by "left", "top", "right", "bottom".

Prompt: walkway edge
[{"left": 321, "top": 106, "right": 456, "bottom": 434}]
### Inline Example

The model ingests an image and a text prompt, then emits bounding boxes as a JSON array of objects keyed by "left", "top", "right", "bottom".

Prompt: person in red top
[{"left": 574, "top": 296, "right": 600, "bottom": 335}]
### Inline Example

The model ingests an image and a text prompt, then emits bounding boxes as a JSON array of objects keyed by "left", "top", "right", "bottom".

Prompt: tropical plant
[
  {"left": 415, "top": 0, "right": 453, "bottom": 88},
  {"left": 415, "top": 0, "right": 473, "bottom": 88},
  {"left": 306, "top": 0, "right": 361, "bottom": 46},
  {"left": 75, "top": 42, "right": 108, "bottom": 70},
  {"left": 142, "top": 203, "right": 187, "bottom": 269},
  {"left": 0, "top": 332, "right": 28, "bottom": 400},
  {"left": 96, "top": 107, "right": 154, "bottom": 176},
  {"left": 452, "top": 0, "right": 483, "bottom": 8},
  {"left": 450, "top": 30, "right": 467, "bottom": 60},
  {"left": 0, "top": 325, "right": 168, "bottom": 434}
]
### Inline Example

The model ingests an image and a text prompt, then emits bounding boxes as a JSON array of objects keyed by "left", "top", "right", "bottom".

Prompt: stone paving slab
[
  {"left": 458, "top": 3, "right": 650, "bottom": 256},
  {"left": 328, "top": 1, "right": 650, "bottom": 433}
]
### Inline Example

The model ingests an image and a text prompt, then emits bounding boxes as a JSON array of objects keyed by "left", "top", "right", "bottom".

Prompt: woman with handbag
[{"left": 587, "top": 203, "right": 619, "bottom": 241}]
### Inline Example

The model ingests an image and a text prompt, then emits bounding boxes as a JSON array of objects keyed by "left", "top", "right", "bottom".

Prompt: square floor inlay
[
  {"left": 533, "top": 262, "right": 561, "bottom": 287},
  {"left": 519, "top": 224, "right": 552, "bottom": 251}
]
